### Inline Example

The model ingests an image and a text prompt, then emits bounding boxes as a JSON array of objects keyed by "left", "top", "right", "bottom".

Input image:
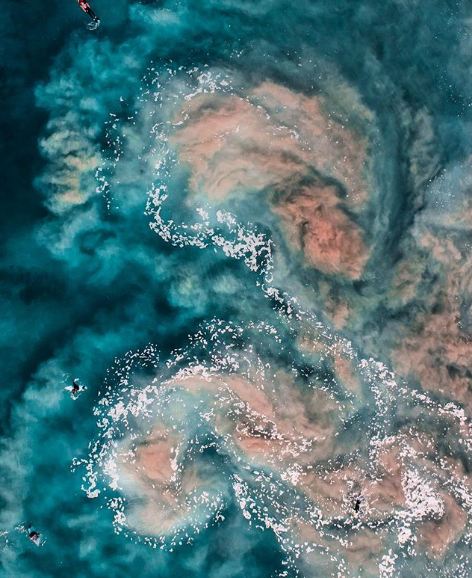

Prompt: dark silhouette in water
[
  {"left": 72, "top": 379, "right": 80, "bottom": 396},
  {"left": 17, "top": 523, "right": 44, "bottom": 546},
  {"left": 65, "top": 379, "right": 87, "bottom": 399},
  {"left": 28, "top": 530, "right": 40, "bottom": 543},
  {"left": 77, "top": 0, "right": 100, "bottom": 30}
]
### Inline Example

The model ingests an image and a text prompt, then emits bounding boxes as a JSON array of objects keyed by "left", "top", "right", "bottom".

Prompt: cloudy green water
[{"left": 1, "top": 1, "right": 472, "bottom": 577}]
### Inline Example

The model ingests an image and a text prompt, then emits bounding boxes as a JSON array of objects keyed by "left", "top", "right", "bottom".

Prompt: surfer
[
  {"left": 77, "top": 0, "right": 100, "bottom": 30},
  {"left": 65, "top": 379, "right": 87, "bottom": 400}
]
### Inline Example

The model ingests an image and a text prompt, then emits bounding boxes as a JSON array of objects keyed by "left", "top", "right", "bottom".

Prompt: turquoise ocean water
[{"left": 1, "top": 1, "right": 472, "bottom": 576}]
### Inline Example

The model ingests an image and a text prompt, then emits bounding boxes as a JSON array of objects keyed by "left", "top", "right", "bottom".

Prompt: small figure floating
[
  {"left": 17, "top": 524, "right": 45, "bottom": 547},
  {"left": 77, "top": 0, "right": 100, "bottom": 30},
  {"left": 353, "top": 496, "right": 365, "bottom": 515},
  {"left": 65, "top": 378, "right": 87, "bottom": 400}
]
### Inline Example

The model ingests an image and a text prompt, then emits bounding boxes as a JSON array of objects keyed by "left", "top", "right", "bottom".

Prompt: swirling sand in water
[{"left": 1, "top": 1, "right": 472, "bottom": 577}]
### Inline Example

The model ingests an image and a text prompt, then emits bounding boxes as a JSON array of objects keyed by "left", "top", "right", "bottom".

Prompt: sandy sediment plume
[
  {"left": 131, "top": 429, "right": 179, "bottom": 484},
  {"left": 251, "top": 82, "right": 370, "bottom": 208},
  {"left": 273, "top": 183, "right": 368, "bottom": 279},
  {"left": 342, "top": 530, "right": 383, "bottom": 575},
  {"left": 417, "top": 493, "right": 467, "bottom": 560},
  {"left": 294, "top": 520, "right": 382, "bottom": 577},
  {"left": 333, "top": 355, "right": 362, "bottom": 395},
  {"left": 116, "top": 429, "right": 190, "bottom": 534},
  {"left": 111, "top": 371, "right": 341, "bottom": 538},
  {"left": 90, "top": 348, "right": 472, "bottom": 572},
  {"left": 86, "top": 321, "right": 471, "bottom": 569},
  {"left": 171, "top": 81, "right": 372, "bottom": 278},
  {"left": 172, "top": 82, "right": 369, "bottom": 206},
  {"left": 393, "top": 231, "right": 472, "bottom": 409},
  {"left": 171, "top": 94, "right": 305, "bottom": 200},
  {"left": 298, "top": 332, "right": 362, "bottom": 397},
  {"left": 296, "top": 449, "right": 405, "bottom": 524},
  {"left": 386, "top": 166, "right": 472, "bottom": 411},
  {"left": 294, "top": 429, "right": 470, "bottom": 567},
  {"left": 318, "top": 280, "right": 353, "bottom": 329},
  {"left": 363, "top": 444, "right": 406, "bottom": 525},
  {"left": 39, "top": 122, "right": 100, "bottom": 214},
  {"left": 229, "top": 372, "right": 339, "bottom": 467}
]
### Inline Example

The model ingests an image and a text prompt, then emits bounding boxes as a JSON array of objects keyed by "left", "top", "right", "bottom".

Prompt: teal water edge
[{"left": 0, "top": 1, "right": 471, "bottom": 577}]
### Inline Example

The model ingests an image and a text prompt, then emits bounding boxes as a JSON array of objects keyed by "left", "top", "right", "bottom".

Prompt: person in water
[
  {"left": 72, "top": 379, "right": 80, "bottom": 396},
  {"left": 17, "top": 524, "right": 43, "bottom": 546},
  {"left": 65, "top": 379, "right": 87, "bottom": 399},
  {"left": 28, "top": 530, "right": 40, "bottom": 544},
  {"left": 77, "top": 0, "right": 100, "bottom": 29}
]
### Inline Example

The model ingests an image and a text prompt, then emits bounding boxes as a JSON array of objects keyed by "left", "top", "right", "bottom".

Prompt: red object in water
[
  {"left": 77, "top": 0, "right": 98, "bottom": 21},
  {"left": 78, "top": 0, "right": 91, "bottom": 14}
]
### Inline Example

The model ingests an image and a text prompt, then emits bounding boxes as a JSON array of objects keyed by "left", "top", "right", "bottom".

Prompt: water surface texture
[{"left": 1, "top": 1, "right": 472, "bottom": 577}]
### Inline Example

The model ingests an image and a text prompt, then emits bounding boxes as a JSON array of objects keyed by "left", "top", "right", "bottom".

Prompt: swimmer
[
  {"left": 77, "top": 0, "right": 100, "bottom": 30},
  {"left": 17, "top": 524, "right": 44, "bottom": 547},
  {"left": 28, "top": 530, "right": 41, "bottom": 546},
  {"left": 65, "top": 379, "right": 87, "bottom": 400},
  {"left": 353, "top": 497, "right": 363, "bottom": 514}
]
